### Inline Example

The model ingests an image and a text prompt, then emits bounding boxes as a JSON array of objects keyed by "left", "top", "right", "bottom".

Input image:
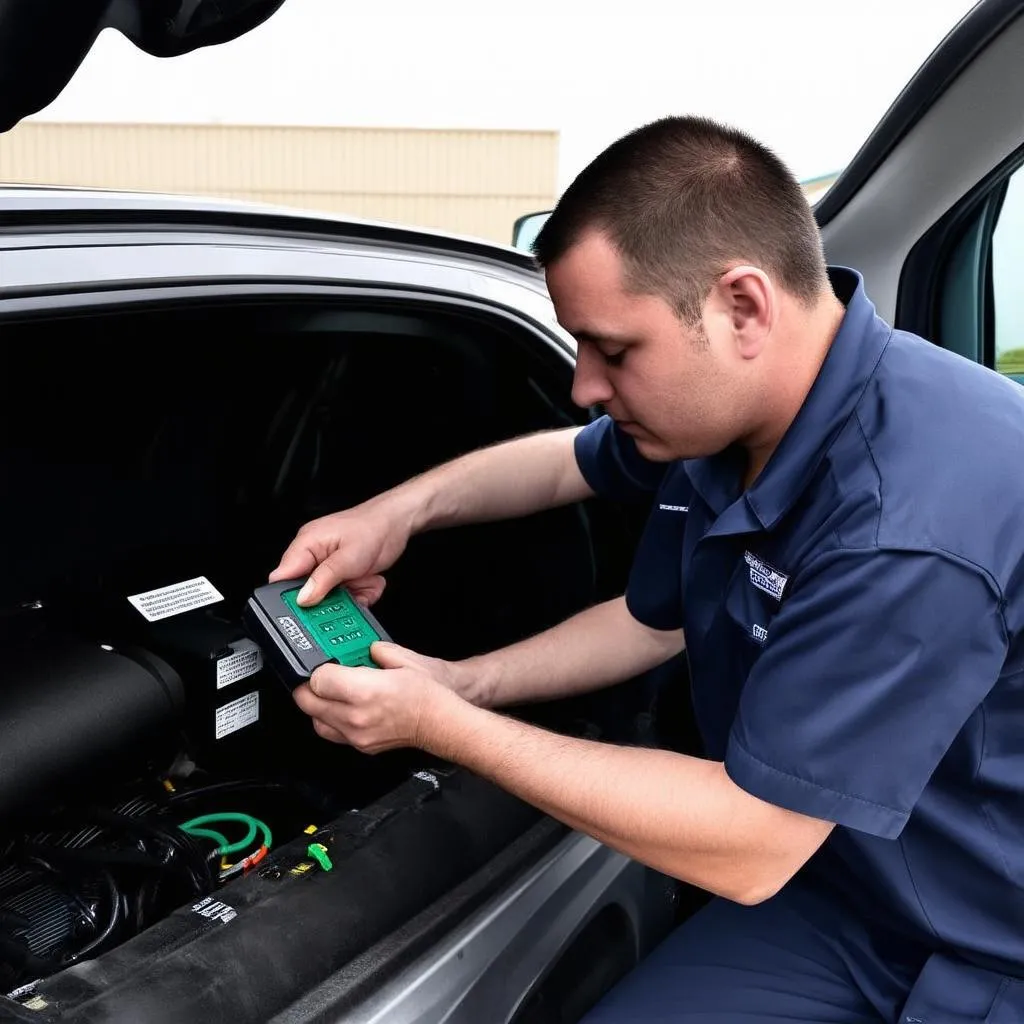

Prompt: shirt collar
[{"left": 685, "top": 267, "right": 892, "bottom": 533}]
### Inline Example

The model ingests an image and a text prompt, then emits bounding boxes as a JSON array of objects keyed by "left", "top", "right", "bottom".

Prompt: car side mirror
[{"left": 512, "top": 210, "right": 551, "bottom": 253}]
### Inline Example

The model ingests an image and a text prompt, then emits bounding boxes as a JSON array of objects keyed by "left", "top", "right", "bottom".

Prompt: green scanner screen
[{"left": 281, "top": 587, "right": 382, "bottom": 668}]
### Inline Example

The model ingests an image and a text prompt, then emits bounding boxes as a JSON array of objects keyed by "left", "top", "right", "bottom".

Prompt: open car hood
[{"left": 0, "top": 0, "right": 287, "bottom": 132}]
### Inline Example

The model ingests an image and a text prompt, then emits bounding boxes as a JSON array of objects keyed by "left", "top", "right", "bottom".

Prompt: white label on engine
[
  {"left": 215, "top": 691, "right": 259, "bottom": 739},
  {"left": 126, "top": 576, "right": 224, "bottom": 622},
  {"left": 191, "top": 896, "right": 237, "bottom": 924},
  {"left": 216, "top": 639, "right": 264, "bottom": 689}
]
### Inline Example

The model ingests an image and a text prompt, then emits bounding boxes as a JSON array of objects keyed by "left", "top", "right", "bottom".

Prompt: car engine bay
[
  {"left": 0, "top": 587, "right": 416, "bottom": 998},
  {"left": 0, "top": 300, "right": 656, "bottom": 1018}
]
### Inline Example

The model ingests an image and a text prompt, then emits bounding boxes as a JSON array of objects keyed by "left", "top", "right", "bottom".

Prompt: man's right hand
[{"left": 269, "top": 499, "right": 410, "bottom": 607}]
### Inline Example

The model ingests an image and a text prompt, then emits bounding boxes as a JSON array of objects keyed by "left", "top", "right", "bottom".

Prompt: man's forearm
[
  {"left": 416, "top": 691, "right": 833, "bottom": 905},
  {"left": 385, "top": 427, "right": 593, "bottom": 534},
  {"left": 453, "top": 596, "right": 684, "bottom": 708}
]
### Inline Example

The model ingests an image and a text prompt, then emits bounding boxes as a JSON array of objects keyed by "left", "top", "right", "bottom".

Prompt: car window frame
[{"left": 896, "top": 139, "right": 1024, "bottom": 385}]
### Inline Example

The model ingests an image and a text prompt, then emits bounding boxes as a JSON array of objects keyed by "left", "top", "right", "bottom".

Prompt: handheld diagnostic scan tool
[{"left": 244, "top": 579, "right": 391, "bottom": 689}]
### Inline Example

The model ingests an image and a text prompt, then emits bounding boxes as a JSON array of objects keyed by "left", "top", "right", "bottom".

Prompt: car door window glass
[{"left": 991, "top": 169, "right": 1024, "bottom": 379}]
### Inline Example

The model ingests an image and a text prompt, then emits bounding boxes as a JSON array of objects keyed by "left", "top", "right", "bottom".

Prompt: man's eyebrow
[{"left": 570, "top": 328, "right": 628, "bottom": 346}]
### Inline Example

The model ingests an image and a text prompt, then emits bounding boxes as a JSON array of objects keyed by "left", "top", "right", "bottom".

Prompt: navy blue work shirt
[{"left": 575, "top": 267, "right": 1024, "bottom": 972}]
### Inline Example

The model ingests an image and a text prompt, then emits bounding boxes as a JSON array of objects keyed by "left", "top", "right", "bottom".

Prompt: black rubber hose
[
  {"left": 63, "top": 869, "right": 120, "bottom": 965},
  {"left": 165, "top": 779, "right": 289, "bottom": 805}
]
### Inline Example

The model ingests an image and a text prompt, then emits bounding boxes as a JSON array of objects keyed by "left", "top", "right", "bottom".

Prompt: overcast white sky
[{"left": 33, "top": 0, "right": 978, "bottom": 191}]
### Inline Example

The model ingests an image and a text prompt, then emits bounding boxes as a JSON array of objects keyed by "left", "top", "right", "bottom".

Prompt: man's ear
[{"left": 713, "top": 265, "right": 774, "bottom": 360}]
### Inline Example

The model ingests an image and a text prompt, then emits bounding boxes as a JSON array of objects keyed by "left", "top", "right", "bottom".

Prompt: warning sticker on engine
[
  {"left": 191, "top": 896, "right": 237, "bottom": 924},
  {"left": 127, "top": 576, "right": 224, "bottom": 622},
  {"left": 216, "top": 639, "right": 264, "bottom": 689},
  {"left": 215, "top": 691, "right": 259, "bottom": 740}
]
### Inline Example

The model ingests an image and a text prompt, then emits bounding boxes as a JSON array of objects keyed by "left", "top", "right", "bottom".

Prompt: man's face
[{"left": 546, "top": 230, "right": 749, "bottom": 462}]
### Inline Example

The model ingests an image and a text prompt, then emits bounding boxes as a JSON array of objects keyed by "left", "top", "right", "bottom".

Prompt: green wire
[
  {"left": 179, "top": 812, "right": 273, "bottom": 854},
  {"left": 180, "top": 820, "right": 254, "bottom": 856},
  {"left": 180, "top": 825, "right": 234, "bottom": 850}
]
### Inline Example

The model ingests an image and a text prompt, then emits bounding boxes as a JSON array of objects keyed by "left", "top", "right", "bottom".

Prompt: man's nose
[{"left": 571, "top": 348, "right": 614, "bottom": 408}]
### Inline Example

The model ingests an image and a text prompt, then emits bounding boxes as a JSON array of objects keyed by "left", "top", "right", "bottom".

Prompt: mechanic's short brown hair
[{"left": 533, "top": 116, "right": 828, "bottom": 324}]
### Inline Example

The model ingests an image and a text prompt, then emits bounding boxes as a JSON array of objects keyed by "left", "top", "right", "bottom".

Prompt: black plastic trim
[
  {"left": 0, "top": 281, "right": 578, "bottom": 360},
  {"left": 0, "top": 275, "right": 407, "bottom": 303},
  {"left": 270, "top": 818, "right": 569, "bottom": 1024}
]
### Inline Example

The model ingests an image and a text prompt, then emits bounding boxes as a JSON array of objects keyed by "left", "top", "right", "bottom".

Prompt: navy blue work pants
[{"left": 579, "top": 880, "right": 1023, "bottom": 1023}]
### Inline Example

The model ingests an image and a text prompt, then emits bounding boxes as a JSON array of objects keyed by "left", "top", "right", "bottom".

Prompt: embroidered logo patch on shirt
[
  {"left": 752, "top": 623, "right": 768, "bottom": 643},
  {"left": 744, "top": 551, "right": 789, "bottom": 602},
  {"left": 658, "top": 504, "right": 689, "bottom": 512}
]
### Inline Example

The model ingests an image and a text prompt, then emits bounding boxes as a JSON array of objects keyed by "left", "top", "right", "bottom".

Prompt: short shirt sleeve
[
  {"left": 574, "top": 415, "right": 667, "bottom": 502},
  {"left": 725, "top": 548, "right": 1008, "bottom": 839}
]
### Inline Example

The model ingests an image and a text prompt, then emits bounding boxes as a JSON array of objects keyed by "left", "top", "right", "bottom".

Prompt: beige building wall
[{"left": 0, "top": 121, "right": 559, "bottom": 244}]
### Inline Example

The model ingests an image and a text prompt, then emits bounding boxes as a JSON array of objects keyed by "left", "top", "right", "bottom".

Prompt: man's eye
[{"left": 604, "top": 349, "right": 626, "bottom": 367}]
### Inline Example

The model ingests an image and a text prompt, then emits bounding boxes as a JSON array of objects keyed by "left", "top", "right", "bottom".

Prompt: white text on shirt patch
[
  {"left": 658, "top": 504, "right": 689, "bottom": 512},
  {"left": 752, "top": 624, "right": 768, "bottom": 644},
  {"left": 744, "top": 551, "right": 788, "bottom": 601}
]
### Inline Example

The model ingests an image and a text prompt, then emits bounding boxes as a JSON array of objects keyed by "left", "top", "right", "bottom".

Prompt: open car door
[{"left": 0, "top": 0, "right": 287, "bottom": 132}]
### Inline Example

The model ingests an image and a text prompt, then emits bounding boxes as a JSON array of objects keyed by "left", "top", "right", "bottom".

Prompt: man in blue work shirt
[{"left": 272, "top": 116, "right": 1024, "bottom": 1021}]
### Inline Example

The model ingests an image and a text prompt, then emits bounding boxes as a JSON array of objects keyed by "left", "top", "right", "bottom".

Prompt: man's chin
[
  {"left": 616, "top": 420, "right": 677, "bottom": 461},
  {"left": 630, "top": 434, "right": 675, "bottom": 462}
]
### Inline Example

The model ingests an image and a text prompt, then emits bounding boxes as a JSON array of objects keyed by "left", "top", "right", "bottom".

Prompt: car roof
[
  {"left": 0, "top": 183, "right": 544, "bottom": 280},
  {"left": 0, "top": 184, "right": 568, "bottom": 343}
]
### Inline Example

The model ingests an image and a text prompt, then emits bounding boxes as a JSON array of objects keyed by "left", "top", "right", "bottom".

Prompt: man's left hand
[{"left": 293, "top": 642, "right": 456, "bottom": 754}]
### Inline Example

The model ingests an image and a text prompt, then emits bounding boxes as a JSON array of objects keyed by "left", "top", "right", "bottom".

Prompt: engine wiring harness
[{"left": 178, "top": 812, "right": 273, "bottom": 881}]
